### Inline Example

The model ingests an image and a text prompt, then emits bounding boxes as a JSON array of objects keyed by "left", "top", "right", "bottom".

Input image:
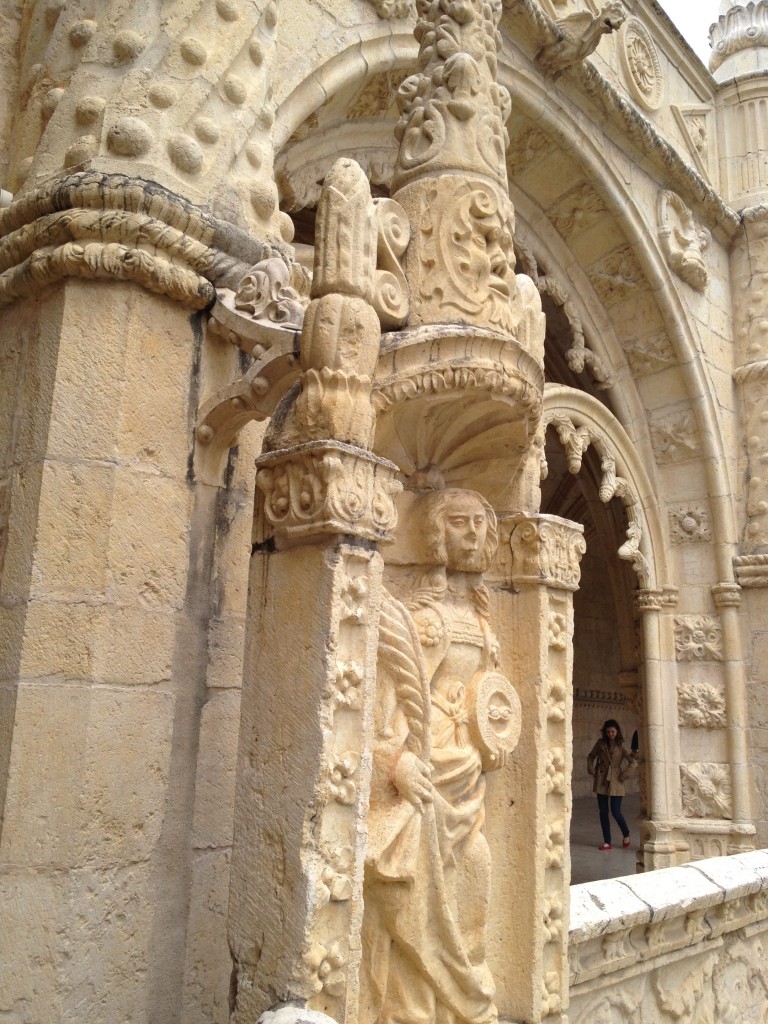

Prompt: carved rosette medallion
[
  {"left": 681, "top": 763, "right": 732, "bottom": 819},
  {"left": 509, "top": 514, "right": 586, "bottom": 591},
  {"left": 255, "top": 442, "right": 402, "bottom": 545},
  {"left": 621, "top": 19, "right": 664, "bottom": 111},
  {"left": 674, "top": 615, "right": 723, "bottom": 662},
  {"left": 678, "top": 682, "right": 727, "bottom": 729}
]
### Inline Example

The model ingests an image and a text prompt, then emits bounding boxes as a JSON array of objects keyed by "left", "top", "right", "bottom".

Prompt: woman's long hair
[{"left": 601, "top": 719, "right": 624, "bottom": 745}]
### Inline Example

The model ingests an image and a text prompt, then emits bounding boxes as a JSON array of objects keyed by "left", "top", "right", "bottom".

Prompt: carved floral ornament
[
  {"left": 658, "top": 191, "right": 711, "bottom": 292},
  {"left": 681, "top": 762, "right": 732, "bottom": 819},
  {"left": 620, "top": 18, "right": 664, "bottom": 111},
  {"left": 674, "top": 615, "right": 723, "bottom": 662}
]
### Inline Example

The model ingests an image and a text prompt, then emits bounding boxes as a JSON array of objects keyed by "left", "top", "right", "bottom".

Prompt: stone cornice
[
  {"left": 0, "top": 172, "right": 288, "bottom": 310},
  {"left": 503, "top": 0, "right": 741, "bottom": 239}
]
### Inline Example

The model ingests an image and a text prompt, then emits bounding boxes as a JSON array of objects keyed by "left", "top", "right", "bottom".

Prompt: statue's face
[{"left": 443, "top": 493, "right": 488, "bottom": 572}]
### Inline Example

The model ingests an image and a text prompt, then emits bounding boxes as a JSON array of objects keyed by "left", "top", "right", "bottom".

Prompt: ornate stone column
[
  {"left": 484, "top": 513, "right": 584, "bottom": 1024},
  {"left": 226, "top": 161, "right": 402, "bottom": 1024}
]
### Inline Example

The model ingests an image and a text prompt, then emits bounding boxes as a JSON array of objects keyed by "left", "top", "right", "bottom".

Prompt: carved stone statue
[{"left": 361, "top": 486, "right": 521, "bottom": 1024}]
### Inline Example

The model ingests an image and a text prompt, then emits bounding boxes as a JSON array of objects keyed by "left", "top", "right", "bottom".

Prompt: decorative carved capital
[
  {"left": 255, "top": 441, "right": 402, "bottom": 545},
  {"left": 508, "top": 514, "right": 586, "bottom": 591},
  {"left": 712, "top": 581, "right": 742, "bottom": 607},
  {"left": 635, "top": 588, "right": 664, "bottom": 613},
  {"left": 710, "top": 1, "right": 768, "bottom": 72}
]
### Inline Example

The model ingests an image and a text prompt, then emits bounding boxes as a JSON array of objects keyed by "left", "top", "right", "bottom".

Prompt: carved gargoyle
[{"left": 537, "top": 2, "right": 627, "bottom": 77}]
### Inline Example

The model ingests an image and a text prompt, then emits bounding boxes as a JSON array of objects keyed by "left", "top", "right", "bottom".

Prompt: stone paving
[{"left": 570, "top": 792, "right": 642, "bottom": 884}]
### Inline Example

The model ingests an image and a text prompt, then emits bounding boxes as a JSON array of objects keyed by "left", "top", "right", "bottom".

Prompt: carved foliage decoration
[
  {"left": 674, "top": 615, "right": 723, "bottom": 662},
  {"left": 669, "top": 503, "right": 712, "bottom": 544},
  {"left": 588, "top": 245, "right": 643, "bottom": 307},
  {"left": 548, "top": 181, "right": 607, "bottom": 238},
  {"left": 658, "top": 191, "right": 710, "bottom": 292},
  {"left": 392, "top": 0, "right": 510, "bottom": 191},
  {"left": 367, "top": 0, "right": 415, "bottom": 16},
  {"left": 681, "top": 762, "right": 732, "bottom": 819},
  {"left": 412, "top": 176, "right": 517, "bottom": 333},
  {"left": 710, "top": 1, "right": 768, "bottom": 72},
  {"left": 234, "top": 257, "right": 306, "bottom": 328},
  {"left": 621, "top": 18, "right": 664, "bottom": 111},
  {"left": 678, "top": 682, "right": 727, "bottom": 729},
  {"left": 624, "top": 332, "right": 675, "bottom": 377},
  {"left": 649, "top": 409, "right": 700, "bottom": 464}
]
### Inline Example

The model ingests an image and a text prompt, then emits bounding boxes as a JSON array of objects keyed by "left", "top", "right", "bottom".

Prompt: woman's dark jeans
[{"left": 596, "top": 794, "right": 629, "bottom": 844}]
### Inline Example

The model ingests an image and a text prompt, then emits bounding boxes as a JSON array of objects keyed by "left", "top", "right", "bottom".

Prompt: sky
[{"left": 656, "top": 1, "right": 719, "bottom": 65}]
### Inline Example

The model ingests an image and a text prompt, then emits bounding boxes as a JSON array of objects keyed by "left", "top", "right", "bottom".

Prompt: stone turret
[{"left": 710, "top": 1, "right": 768, "bottom": 80}]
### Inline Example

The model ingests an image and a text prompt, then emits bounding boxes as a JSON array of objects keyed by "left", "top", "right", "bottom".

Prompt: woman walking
[{"left": 587, "top": 719, "right": 636, "bottom": 850}]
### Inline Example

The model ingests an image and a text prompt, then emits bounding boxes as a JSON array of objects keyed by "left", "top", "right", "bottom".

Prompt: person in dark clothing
[{"left": 586, "top": 719, "right": 636, "bottom": 850}]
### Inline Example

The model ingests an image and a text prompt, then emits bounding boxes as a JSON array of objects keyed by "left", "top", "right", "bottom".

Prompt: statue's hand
[{"left": 393, "top": 751, "right": 434, "bottom": 811}]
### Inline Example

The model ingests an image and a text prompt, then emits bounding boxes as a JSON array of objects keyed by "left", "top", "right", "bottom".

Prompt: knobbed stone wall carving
[{"left": 8, "top": 0, "right": 289, "bottom": 238}]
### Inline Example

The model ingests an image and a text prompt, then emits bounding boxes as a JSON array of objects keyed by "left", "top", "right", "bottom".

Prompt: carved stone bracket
[
  {"left": 658, "top": 191, "right": 710, "bottom": 292},
  {"left": 254, "top": 441, "right": 402, "bottom": 546},
  {"left": 508, "top": 514, "right": 586, "bottom": 591}
]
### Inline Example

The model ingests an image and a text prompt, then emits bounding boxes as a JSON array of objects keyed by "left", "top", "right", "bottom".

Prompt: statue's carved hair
[{"left": 416, "top": 488, "right": 499, "bottom": 571}]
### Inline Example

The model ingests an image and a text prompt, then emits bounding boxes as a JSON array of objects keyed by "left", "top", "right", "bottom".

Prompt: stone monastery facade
[{"left": 2, "top": 1, "right": 768, "bottom": 1023}]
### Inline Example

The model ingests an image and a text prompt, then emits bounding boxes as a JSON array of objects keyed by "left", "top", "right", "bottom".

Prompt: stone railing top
[{"left": 570, "top": 849, "right": 768, "bottom": 943}]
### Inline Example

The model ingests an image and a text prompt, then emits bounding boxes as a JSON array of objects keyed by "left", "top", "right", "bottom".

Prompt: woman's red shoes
[{"left": 598, "top": 843, "right": 612, "bottom": 851}]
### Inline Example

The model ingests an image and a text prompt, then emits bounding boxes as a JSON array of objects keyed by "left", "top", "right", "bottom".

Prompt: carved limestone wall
[{"left": 569, "top": 851, "right": 768, "bottom": 1024}]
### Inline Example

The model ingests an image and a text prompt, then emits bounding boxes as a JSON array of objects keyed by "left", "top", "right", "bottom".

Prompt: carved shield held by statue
[{"left": 467, "top": 670, "right": 522, "bottom": 772}]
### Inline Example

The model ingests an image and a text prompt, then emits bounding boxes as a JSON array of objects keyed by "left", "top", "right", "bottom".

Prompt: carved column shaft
[
  {"left": 486, "top": 513, "right": 584, "bottom": 1024},
  {"left": 228, "top": 539, "right": 383, "bottom": 1024},
  {"left": 636, "top": 590, "right": 679, "bottom": 869},
  {"left": 713, "top": 583, "right": 753, "bottom": 833}
]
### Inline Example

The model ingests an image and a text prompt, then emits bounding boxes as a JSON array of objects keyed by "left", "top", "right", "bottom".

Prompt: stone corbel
[
  {"left": 536, "top": 2, "right": 626, "bottom": 77},
  {"left": 658, "top": 191, "right": 710, "bottom": 292}
]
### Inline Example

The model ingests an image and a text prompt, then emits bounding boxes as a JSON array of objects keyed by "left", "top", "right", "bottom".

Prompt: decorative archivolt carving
[
  {"left": 588, "top": 245, "right": 644, "bottom": 307},
  {"left": 649, "top": 409, "right": 700, "bottom": 464},
  {"left": 519, "top": 244, "right": 612, "bottom": 388},
  {"left": 536, "top": 2, "right": 626, "bottom": 77},
  {"left": 681, "top": 763, "right": 732, "bottom": 819},
  {"left": 548, "top": 181, "right": 607, "bottom": 238},
  {"left": 658, "top": 191, "right": 710, "bottom": 292},
  {"left": 624, "top": 331, "right": 675, "bottom": 377},
  {"left": 678, "top": 682, "right": 727, "bottom": 729},
  {"left": 542, "top": 411, "right": 650, "bottom": 585},
  {"left": 674, "top": 615, "right": 723, "bottom": 662}
]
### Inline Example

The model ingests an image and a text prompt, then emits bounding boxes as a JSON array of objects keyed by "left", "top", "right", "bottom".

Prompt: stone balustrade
[{"left": 568, "top": 851, "right": 768, "bottom": 1022}]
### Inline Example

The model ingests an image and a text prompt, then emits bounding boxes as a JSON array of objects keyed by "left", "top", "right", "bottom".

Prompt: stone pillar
[
  {"left": 227, "top": 447, "right": 400, "bottom": 1024},
  {"left": 485, "top": 513, "right": 584, "bottom": 1024},
  {"left": 0, "top": 267, "right": 216, "bottom": 1022}
]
